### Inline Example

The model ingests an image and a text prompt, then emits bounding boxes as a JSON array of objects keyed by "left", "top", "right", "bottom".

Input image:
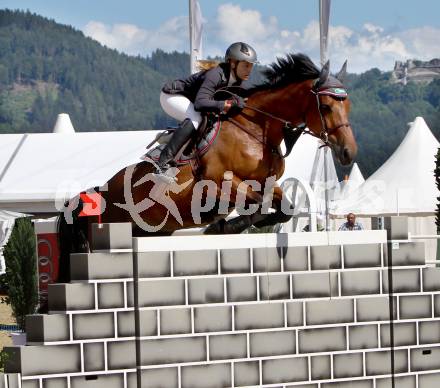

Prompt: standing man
[{"left": 339, "top": 213, "right": 364, "bottom": 231}]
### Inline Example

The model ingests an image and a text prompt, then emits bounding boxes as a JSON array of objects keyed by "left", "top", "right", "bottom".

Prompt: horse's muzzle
[{"left": 336, "top": 145, "right": 357, "bottom": 165}]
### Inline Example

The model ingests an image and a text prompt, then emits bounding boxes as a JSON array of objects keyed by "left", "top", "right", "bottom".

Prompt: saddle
[{"left": 142, "top": 115, "right": 221, "bottom": 166}]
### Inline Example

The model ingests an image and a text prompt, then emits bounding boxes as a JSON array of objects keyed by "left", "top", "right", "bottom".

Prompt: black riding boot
[{"left": 156, "top": 118, "right": 196, "bottom": 175}]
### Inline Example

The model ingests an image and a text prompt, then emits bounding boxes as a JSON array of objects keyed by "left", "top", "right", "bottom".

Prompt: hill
[
  {"left": 0, "top": 9, "right": 177, "bottom": 132},
  {"left": 343, "top": 70, "right": 440, "bottom": 176},
  {"left": 0, "top": 10, "right": 439, "bottom": 178}
]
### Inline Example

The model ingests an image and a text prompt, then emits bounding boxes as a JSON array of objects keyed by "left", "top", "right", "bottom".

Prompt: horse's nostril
[{"left": 343, "top": 147, "right": 351, "bottom": 162}]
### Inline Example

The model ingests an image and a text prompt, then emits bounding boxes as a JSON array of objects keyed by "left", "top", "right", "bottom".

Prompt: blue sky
[{"left": 2, "top": 0, "right": 440, "bottom": 72}]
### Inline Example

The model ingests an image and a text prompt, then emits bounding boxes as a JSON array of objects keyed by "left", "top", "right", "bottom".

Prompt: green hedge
[{"left": 2, "top": 218, "right": 38, "bottom": 330}]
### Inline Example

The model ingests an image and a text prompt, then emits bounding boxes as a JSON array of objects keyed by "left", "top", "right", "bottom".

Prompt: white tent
[
  {"left": 310, "top": 146, "right": 340, "bottom": 212},
  {"left": 280, "top": 132, "right": 339, "bottom": 232},
  {"left": 332, "top": 116, "right": 439, "bottom": 259},
  {"left": 280, "top": 133, "right": 322, "bottom": 182},
  {"left": 332, "top": 117, "right": 439, "bottom": 216},
  {"left": 280, "top": 132, "right": 339, "bottom": 198},
  {"left": 0, "top": 129, "right": 334, "bottom": 215},
  {"left": 340, "top": 162, "right": 365, "bottom": 199},
  {"left": 52, "top": 113, "right": 76, "bottom": 134},
  {"left": 0, "top": 210, "right": 29, "bottom": 274},
  {"left": 0, "top": 131, "right": 161, "bottom": 213}
]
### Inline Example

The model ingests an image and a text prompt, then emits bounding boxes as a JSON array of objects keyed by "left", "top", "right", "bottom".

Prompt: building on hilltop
[{"left": 391, "top": 58, "right": 440, "bottom": 84}]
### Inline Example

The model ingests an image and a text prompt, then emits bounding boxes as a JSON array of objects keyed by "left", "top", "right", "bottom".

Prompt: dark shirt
[{"left": 162, "top": 63, "right": 241, "bottom": 113}]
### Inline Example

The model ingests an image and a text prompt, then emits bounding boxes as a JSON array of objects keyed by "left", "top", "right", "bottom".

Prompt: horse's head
[
  {"left": 240, "top": 54, "right": 357, "bottom": 165},
  {"left": 305, "top": 60, "right": 357, "bottom": 165}
]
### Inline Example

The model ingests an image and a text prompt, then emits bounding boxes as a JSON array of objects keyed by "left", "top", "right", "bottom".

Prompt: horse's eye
[{"left": 320, "top": 104, "right": 331, "bottom": 112}]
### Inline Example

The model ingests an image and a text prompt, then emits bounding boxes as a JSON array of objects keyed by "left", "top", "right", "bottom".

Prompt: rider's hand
[
  {"left": 223, "top": 99, "right": 234, "bottom": 113},
  {"left": 223, "top": 96, "right": 246, "bottom": 115}
]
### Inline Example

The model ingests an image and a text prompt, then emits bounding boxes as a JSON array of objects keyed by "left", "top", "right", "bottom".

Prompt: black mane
[{"left": 250, "top": 53, "right": 320, "bottom": 93}]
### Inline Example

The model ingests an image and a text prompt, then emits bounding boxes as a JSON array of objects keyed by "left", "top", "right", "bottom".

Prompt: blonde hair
[{"left": 196, "top": 59, "right": 221, "bottom": 71}]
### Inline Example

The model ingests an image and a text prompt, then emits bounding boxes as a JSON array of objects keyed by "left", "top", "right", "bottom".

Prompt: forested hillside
[
  {"left": 344, "top": 71, "right": 440, "bottom": 176},
  {"left": 1, "top": 10, "right": 439, "bottom": 177},
  {"left": 0, "top": 9, "right": 175, "bottom": 131}
]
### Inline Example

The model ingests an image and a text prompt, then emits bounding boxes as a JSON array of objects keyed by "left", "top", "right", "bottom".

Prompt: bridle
[
  {"left": 310, "top": 86, "right": 352, "bottom": 145},
  {"left": 218, "top": 80, "right": 351, "bottom": 151}
]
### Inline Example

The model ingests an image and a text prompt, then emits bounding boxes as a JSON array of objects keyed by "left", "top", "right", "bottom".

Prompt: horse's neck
[
  {"left": 255, "top": 82, "right": 310, "bottom": 122},
  {"left": 245, "top": 81, "right": 312, "bottom": 146}
]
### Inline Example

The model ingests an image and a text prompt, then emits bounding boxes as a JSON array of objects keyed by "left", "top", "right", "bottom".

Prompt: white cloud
[
  {"left": 208, "top": 6, "right": 416, "bottom": 73},
  {"left": 363, "top": 23, "right": 384, "bottom": 34},
  {"left": 83, "top": 21, "right": 148, "bottom": 54},
  {"left": 398, "top": 26, "right": 440, "bottom": 61},
  {"left": 216, "top": 3, "right": 277, "bottom": 42},
  {"left": 325, "top": 23, "right": 411, "bottom": 72},
  {"left": 83, "top": 16, "right": 189, "bottom": 56},
  {"left": 82, "top": 5, "right": 440, "bottom": 73}
]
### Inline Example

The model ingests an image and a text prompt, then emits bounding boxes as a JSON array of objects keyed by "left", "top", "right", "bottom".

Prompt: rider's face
[{"left": 235, "top": 61, "right": 254, "bottom": 80}]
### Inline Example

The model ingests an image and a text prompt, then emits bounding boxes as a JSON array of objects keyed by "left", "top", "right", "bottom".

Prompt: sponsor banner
[{"left": 34, "top": 220, "right": 59, "bottom": 306}]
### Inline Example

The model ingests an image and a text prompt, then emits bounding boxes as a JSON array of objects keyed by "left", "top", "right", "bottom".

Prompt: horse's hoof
[
  {"left": 204, "top": 219, "right": 226, "bottom": 234},
  {"left": 204, "top": 224, "right": 221, "bottom": 234}
]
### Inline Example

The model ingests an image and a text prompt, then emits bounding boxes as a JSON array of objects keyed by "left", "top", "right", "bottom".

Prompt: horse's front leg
[
  {"left": 223, "top": 185, "right": 293, "bottom": 233},
  {"left": 204, "top": 178, "right": 290, "bottom": 234},
  {"left": 204, "top": 174, "right": 264, "bottom": 234},
  {"left": 253, "top": 186, "right": 293, "bottom": 229}
]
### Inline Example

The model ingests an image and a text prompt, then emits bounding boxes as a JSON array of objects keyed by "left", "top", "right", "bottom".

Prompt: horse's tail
[{"left": 57, "top": 197, "right": 89, "bottom": 283}]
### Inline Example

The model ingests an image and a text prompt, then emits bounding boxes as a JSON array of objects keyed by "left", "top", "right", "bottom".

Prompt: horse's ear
[
  {"left": 317, "top": 60, "right": 330, "bottom": 88},
  {"left": 336, "top": 60, "right": 347, "bottom": 83}
]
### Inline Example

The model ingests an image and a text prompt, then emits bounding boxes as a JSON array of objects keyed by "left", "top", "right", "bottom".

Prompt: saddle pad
[{"left": 141, "top": 119, "right": 222, "bottom": 166}]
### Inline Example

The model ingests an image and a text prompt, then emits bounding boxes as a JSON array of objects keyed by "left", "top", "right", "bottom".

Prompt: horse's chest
[{"left": 259, "top": 146, "right": 284, "bottom": 175}]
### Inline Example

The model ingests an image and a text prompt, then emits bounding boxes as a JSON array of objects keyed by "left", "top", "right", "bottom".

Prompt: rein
[
  {"left": 217, "top": 81, "right": 351, "bottom": 152},
  {"left": 215, "top": 88, "right": 304, "bottom": 158}
]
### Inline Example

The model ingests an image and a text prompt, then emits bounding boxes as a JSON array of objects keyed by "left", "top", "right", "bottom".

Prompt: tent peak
[{"left": 53, "top": 113, "right": 75, "bottom": 134}]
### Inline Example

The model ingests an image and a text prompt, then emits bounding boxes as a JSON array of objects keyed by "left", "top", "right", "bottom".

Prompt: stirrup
[{"left": 153, "top": 164, "right": 178, "bottom": 184}]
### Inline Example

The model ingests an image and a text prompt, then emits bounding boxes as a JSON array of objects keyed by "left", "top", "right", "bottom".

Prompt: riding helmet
[{"left": 225, "top": 42, "right": 258, "bottom": 64}]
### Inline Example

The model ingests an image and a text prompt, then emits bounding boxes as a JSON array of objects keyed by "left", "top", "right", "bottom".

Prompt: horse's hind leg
[
  {"left": 204, "top": 211, "right": 272, "bottom": 234},
  {"left": 216, "top": 186, "right": 292, "bottom": 233},
  {"left": 253, "top": 208, "right": 292, "bottom": 228},
  {"left": 204, "top": 215, "right": 252, "bottom": 234}
]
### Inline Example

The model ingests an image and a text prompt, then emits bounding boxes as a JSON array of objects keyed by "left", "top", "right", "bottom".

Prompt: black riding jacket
[{"left": 162, "top": 63, "right": 242, "bottom": 114}]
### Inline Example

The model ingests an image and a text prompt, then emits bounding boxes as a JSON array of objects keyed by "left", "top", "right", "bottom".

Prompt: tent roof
[
  {"left": 0, "top": 131, "right": 161, "bottom": 212},
  {"left": 281, "top": 132, "right": 331, "bottom": 183},
  {"left": 0, "top": 210, "right": 29, "bottom": 221},
  {"left": 348, "top": 163, "right": 365, "bottom": 185},
  {"left": 340, "top": 162, "right": 365, "bottom": 198},
  {"left": 0, "top": 129, "right": 329, "bottom": 214},
  {"left": 332, "top": 117, "right": 439, "bottom": 216},
  {"left": 52, "top": 113, "right": 76, "bottom": 134}
]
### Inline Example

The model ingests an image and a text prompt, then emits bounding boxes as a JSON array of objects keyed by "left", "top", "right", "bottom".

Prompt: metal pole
[
  {"left": 324, "top": 148, "right": 330, "bottom": 230},
  {"left": 189, "top": 0, "right": 194, "bottom": 74},
  {"left": 319, "top": 0, "right": 331, "bottom": 229},
  {"left": 319, "top": 0, "right": 331, "bottom": 66}
]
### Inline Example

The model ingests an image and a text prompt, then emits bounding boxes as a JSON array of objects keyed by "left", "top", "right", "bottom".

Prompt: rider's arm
[{"left": 193, "top": 67, "right": 227, "bottom": 113}]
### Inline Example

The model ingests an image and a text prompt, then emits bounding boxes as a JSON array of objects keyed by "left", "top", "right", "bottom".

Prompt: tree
[{"left": 2, "top": 218, "right": 38, "bottom": 330}]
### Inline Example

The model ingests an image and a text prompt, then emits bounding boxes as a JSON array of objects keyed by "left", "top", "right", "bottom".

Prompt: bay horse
[{"left": 57, "top": 53, "right": 357, "bottom": 281}]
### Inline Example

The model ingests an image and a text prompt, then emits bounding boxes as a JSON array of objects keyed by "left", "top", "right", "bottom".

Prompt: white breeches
[{"left": 160, "top": 91, "right": 202, "bottom": 129}]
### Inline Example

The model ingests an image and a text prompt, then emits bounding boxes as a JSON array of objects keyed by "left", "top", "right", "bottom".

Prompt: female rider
[{"left": 155, "top": 42, "right": 258, "bottom": 177}]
